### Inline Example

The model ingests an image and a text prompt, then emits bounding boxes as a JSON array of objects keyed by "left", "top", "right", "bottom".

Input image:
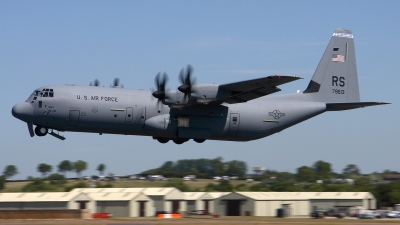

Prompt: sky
[{"left": 1, "top": 1, "right": 399, "bottom": 180}]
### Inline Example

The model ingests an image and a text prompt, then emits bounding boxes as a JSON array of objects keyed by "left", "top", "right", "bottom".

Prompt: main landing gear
[{"left": 154, "top": 137, "right": 206, "bottom": 144}]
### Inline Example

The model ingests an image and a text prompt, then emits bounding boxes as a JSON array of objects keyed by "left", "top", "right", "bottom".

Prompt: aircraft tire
[
  {"left": 157, "top": 138, "right": 169, "bottom": 144},
  {"left": 193, "top": 139, "right": 205, "bottom": 143},
  {"left": 173, "top": 139, "right": 184, "bottom": 144},
  {"left": 35, "top": 126, "right": 48, "bottom": 136}
]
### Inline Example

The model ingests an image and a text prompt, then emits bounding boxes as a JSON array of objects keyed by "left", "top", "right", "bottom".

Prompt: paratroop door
[
  {"left": 68, "top": 110, "right": 80, "bottom": 126},
  {"left": 228, "top": 113, "right": 240, "bottom": 135}
]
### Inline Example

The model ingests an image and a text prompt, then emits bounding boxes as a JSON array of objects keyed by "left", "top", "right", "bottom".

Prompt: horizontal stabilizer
[{"left": 326, "top": 102, "right": 390, "bottom": 111}]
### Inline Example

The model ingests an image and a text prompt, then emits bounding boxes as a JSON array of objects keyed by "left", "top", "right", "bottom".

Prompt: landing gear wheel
[
  {"left": 157, "top": 138, "right": 169, "bottom": 144},
  {"left": 35, "top": 126, "right": 48, "bottom": 136},
  {"left": 173, "top": 138, "right": 189, "bottom": 144},
  {"left": 194, "top": 139, "right": 206, "bottom": 143},
  {"left": 173, "top": 139, "right": 184, "bottom": 144}
]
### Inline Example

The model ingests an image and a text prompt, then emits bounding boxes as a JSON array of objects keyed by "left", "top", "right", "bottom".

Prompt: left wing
[{"left": 218, "top": 75, "right": 302, "bottom": 104}]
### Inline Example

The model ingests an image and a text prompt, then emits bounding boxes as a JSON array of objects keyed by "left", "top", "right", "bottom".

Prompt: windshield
[{"left": 31, "top": 89, "right": 54, "bottom": 98}]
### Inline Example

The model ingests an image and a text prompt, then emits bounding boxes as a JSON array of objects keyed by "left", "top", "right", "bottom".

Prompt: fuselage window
[{"left": 233, "top": 117, "right": 238, "bottom": 122}]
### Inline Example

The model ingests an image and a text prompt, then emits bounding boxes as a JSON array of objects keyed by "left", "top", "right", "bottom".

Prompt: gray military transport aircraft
[{"left": 12, "top": 28, "right": 388, "bottom": 144}]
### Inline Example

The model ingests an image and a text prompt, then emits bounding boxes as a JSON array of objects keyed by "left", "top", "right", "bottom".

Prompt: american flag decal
[{"left": 332, "top": 54, "right": 344, "bottom": 62}]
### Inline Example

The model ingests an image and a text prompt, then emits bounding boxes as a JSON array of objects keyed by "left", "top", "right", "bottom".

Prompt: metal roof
[
  {"left": 206, "top": 192, "right": 231, "bottom": 199},
  {"left": 87, "top": 192, "right": 143, "bottom": 201},
  {"left": 232, "top": 192, "right": 374, "bottom": 200},
  {"left": 183, "top": 192, "right": 213, "bottom": 200},
  {"left": 71, "top": 187, "right": 183, "bottom": 197},
  {"left": 0, "top": 192, "right": 87, "bottom": 202}
]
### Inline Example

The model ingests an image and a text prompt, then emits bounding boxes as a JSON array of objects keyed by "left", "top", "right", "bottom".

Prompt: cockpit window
[
  {"left": 32, "top": 89, "right": 54, "bottom": 98},
  {"left": 33, "top": 91, "right": 42, "bottom": 97}
]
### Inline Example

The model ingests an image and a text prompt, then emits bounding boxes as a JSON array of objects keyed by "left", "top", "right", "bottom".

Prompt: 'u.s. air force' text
[{"left": 76, "top": 95, "right": 118, "bottom": 102}]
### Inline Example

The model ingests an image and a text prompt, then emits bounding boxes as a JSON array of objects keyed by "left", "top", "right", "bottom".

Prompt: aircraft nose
[{"left": 12, "top": 102, "right": 34, "bottom": 122}]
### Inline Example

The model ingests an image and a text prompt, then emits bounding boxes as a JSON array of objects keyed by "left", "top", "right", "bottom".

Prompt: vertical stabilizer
[{"left": 304, "top": 28, "right": 360, "bottom": 103}]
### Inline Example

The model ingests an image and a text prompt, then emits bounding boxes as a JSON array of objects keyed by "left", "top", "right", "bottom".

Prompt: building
[
  {"left": 71, "top": 187, "right": 184, "bottom": 215},
  {"left": 87, "top": 192, "right": 153, "bottom": 217},
  {"left": 0, "top": 190, "right": 376, "bottom": 218},
  {"left": 182, "top": 192, "right": 213, "bottom": 213},
  {"left": 304, "top": 192, "right": 376, "bottom": 211},
  {"left": 214, "top": 192, "right": 376, "bottom": 216},
  {"left": 207, "top": 192, "right": 230, "bottom": 214},
  {"left": 383, "top": 174, "right": 400, "bottom": 181},
  {"left": 0, "top": 192, "right": 91, "bottom": 211}
]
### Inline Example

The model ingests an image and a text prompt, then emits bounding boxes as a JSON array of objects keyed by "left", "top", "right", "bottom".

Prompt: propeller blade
[
  {"left": 113, "top": 78, "right": 120, "bottom": 87},
  {"left": 178, "top": 64, "right": 196, "bottom": 100},
  {"left": 152, "top": 72, "right": 169, "bottom": 100},
  {"left": 155, "top": 72, "right": 161, "bottom": 90},
  {"left": 90, "top": 79, "right": 100, "bottom": 86}
]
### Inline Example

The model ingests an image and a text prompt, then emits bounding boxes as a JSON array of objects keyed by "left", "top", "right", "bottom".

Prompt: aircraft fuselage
[{"left": 14, "top": 84, "right": 326, "bottom": 143}]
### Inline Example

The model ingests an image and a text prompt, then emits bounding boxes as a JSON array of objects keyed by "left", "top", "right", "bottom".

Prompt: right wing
[{"left": 218, "top": 75, "right": 302, "bottom": 104}]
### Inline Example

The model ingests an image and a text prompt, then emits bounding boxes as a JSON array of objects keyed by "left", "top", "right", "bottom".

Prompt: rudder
[{"left": 304, "top": 28, "right": 360, "bottom": 103}]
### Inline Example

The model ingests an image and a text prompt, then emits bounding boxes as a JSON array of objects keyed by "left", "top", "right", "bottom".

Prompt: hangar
[
  {"left": 207, "top": 192, "right": 230, "bottom": 214},
  {"left": 71, "top": 187, "right": 184, "bottom": 215},
  {"left": 87, "top": 192, "right": 152, "bottom": 217},
  {"left": 214, "top": 192, "right": 376, "bottom": 216},
  {"left": 0, "top": 192, "right": 91, "bottom": 211},
  {"left": 182, "top": 192, "right": 213, "bottom": 213},
  {"left": 0, "top": 189, "right": 376, "bottom": 218},
  {"left": 304, "top": 192, "right": 376, "bottom": 211}
]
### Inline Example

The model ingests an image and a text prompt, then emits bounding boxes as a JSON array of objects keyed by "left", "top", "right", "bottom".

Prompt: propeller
[
  {"left": 89, "top": 79, "right": 100, "bottom": 86},
  {"left": 152, "top": 72, "right": 169, "bottom": 105},
  {"left": 178, "top": 64, "right": 196, "bottom": 99},
  {"left": 111, "top": 78, "right": 123, "bottom": 88}
]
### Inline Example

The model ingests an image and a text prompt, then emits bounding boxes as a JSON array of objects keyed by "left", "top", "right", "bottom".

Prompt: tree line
[
  {"left": 142, "top": 157, "right": 247, "bottom": 179},
  {"left": 1, "top": 160, "right": 108, "bottom": 180},
  {"left": 1, "top": 157, "right": 399, "bottom": 208}
]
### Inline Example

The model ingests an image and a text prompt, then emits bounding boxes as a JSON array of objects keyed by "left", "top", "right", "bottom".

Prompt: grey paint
[
  {"left": 149, "top": 196, "right": 164, "bottom": 212},
  {"left": 186, "top": 200, "right": 196, "bottom": 212},
  {"left": 0, "top": 202, "right": 67, "bottom": 210},
  {"left": 310, "top": 199, "right": 366, "bottom": 210},
  {"left": 11, "top": 28, "right": 388, "bottom": 143},
  {"left": 96, "top": 201, "right": 129, "bottom": 217}
]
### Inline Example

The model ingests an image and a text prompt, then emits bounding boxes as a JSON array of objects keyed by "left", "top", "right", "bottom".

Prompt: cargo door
[{"left": 228, "top": 113, "right": 240, "bottom": 135}]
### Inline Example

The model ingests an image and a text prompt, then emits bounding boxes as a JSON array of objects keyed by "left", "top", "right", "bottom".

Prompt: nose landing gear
[
  {"left": 34, "top": 126, "right": 66, "bottom": 140},
  {"left": 34, "top": 126, "right": 48, "bottom": 136}
]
